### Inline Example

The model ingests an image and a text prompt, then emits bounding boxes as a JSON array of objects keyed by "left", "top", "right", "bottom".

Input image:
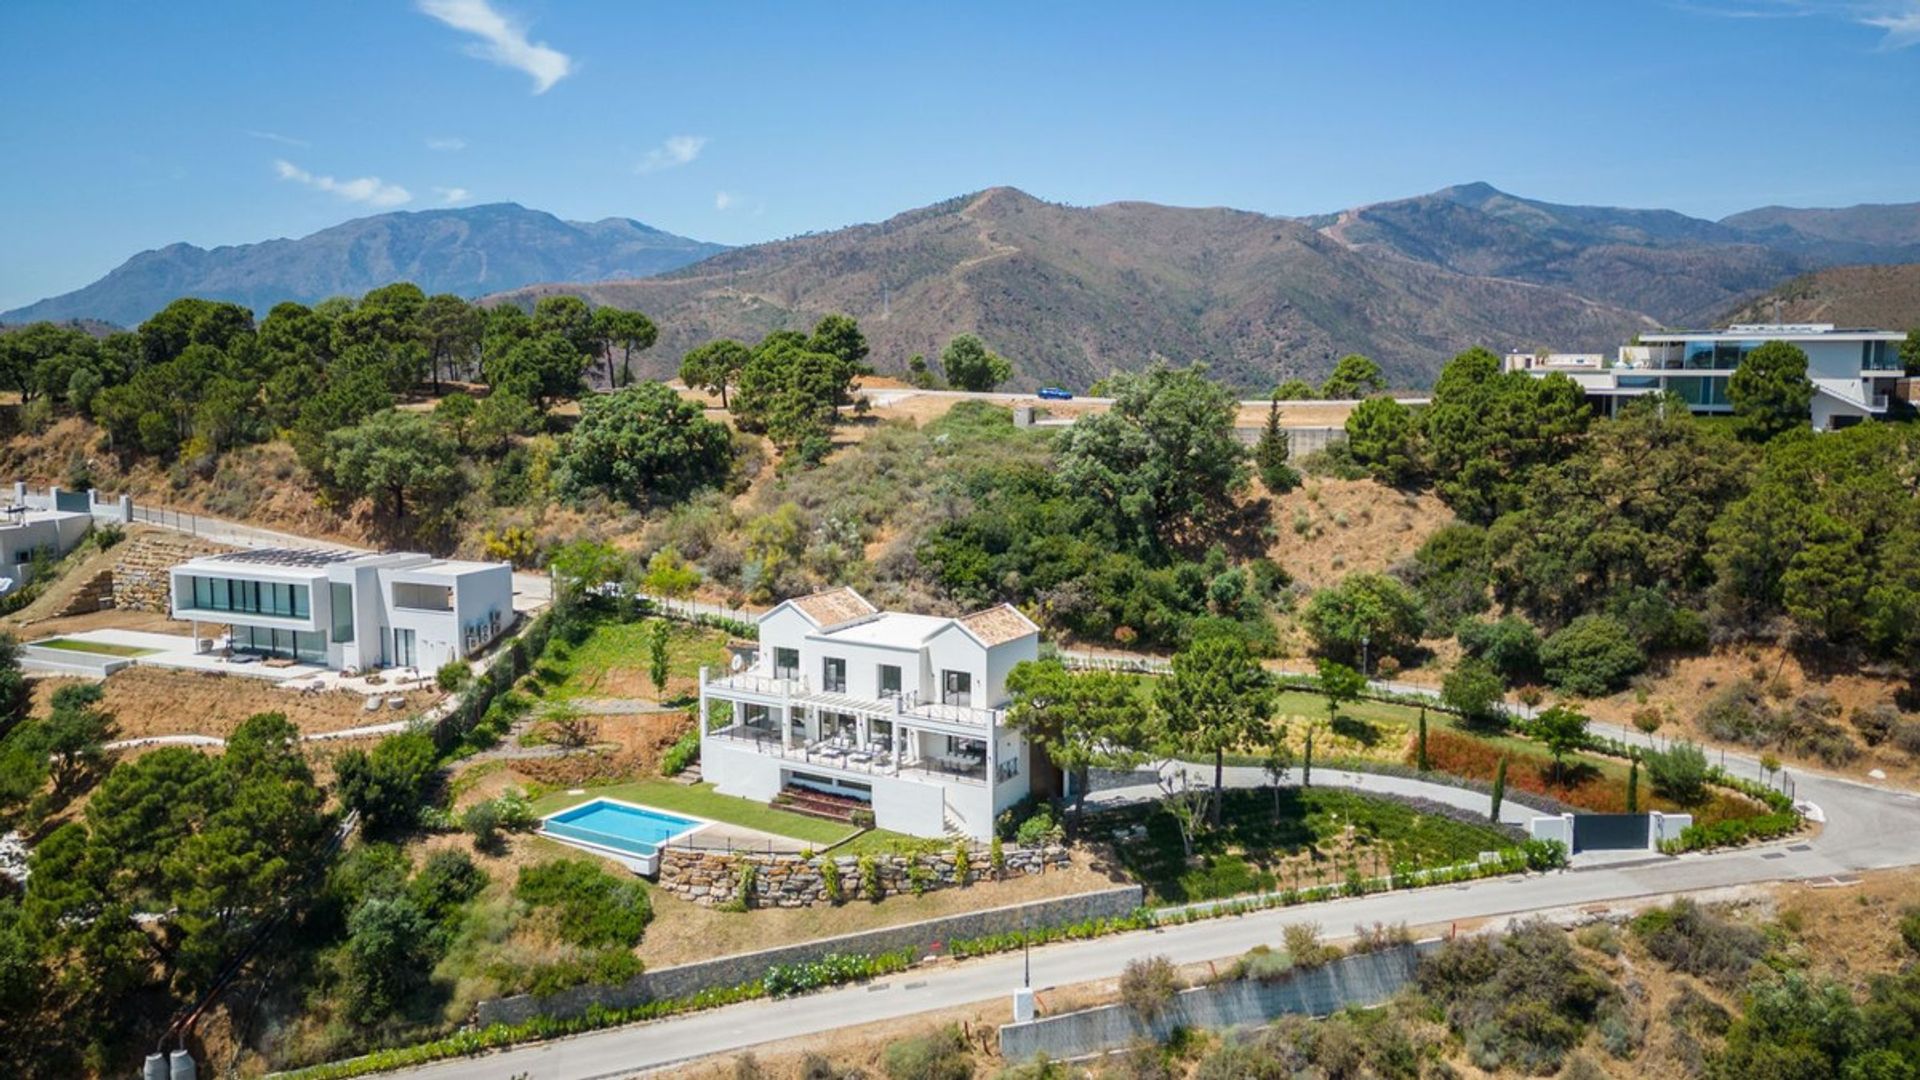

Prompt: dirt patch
[
  {"left": 12, "top": 607, "right": 199, "bottom": 639},
  {"left": 1581, "top": 644, "right": 1920, "bottom": 786},
  {"left": 1266, "top": 478, "right": 1452, "bottom": 591},
  {"left": 484, "top": 712, "right": 693, "bottom": 789},
  {"left": 31, "top": 666, "right": 440, "bottom": 739}
]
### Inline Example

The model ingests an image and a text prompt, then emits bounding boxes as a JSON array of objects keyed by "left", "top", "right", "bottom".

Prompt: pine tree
[
  {"left": 1490, "top": 754, "right": 1508, "bottom": 822},
  {"left": 647, "top": 620, "right": 671, "bottom": 698},
  {"left": 1254, "top": 396, "right": 1300, "bottom": 492}
]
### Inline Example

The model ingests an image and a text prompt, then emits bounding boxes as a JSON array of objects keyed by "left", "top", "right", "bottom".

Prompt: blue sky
[{"left": 2, "top": 0, "right": 1917, "bottom": 311}]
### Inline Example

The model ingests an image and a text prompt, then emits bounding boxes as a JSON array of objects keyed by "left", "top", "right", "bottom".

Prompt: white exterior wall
[
  {"left": 756, "top": 607, "right": 815, "bottom": 675},
  {"left": 924, "top": 625, "right": 991, "bottom": 706},
  {"left": 452, "top": 564, "right": 513, "bottom": 659},
  {"left": 805, "top": 636, "right": 920, "bottom": 699},
  {"left": 0, "top": 512, "right": 92, "bottom": 585},
  {"left": 168, "top": 563, "right": 329, "bottom": 636}
]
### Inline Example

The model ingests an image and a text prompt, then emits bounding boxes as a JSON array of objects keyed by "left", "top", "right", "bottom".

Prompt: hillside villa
[
  {"left": 169, "top": 548, "right": 513, "bottom": 674},
  {"left": 698, "top": 587, "right": 1040, "bottom": 841},
  {"left": 1504, "top": 322, "right": 1909, "bottom": 431}
]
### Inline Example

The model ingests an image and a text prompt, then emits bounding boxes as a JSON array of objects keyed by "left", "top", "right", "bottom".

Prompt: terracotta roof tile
[
  {"left": 957, "top": 605, "right": 1038, "bottom": 647},
  {"left": 789, "top": 587, "right": 877, "bottom": 627}
]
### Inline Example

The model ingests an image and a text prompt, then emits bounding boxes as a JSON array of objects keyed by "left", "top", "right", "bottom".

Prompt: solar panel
[{"left": 212, "top": 547, "right": 360, "bottom": 568}]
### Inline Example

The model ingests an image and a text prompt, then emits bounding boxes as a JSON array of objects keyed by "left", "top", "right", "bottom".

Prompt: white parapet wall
[
  {"left": 1529, "top": 813, "right": 1575, "bottom": 849},
  {"left": 1650, "top": 811, "right": 1693, "bottom": 848}
]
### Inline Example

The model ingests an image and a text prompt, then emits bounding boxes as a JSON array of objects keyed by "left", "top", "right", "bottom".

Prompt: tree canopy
[
  {"left": 1727, "top": 340, "right": 1813, "bottom": 442},
  {"left": 1320, "top": 353, "right": 1385, "bottom": 398},
  {"left": 940, "top": 334, "right": 1013, "bottom": 392},
  {"left": 553, "top": 381, "right": 733, "bottom": 507},
  {"left": 1421, "top": 348, "right": 1589, "bottom": 523}
]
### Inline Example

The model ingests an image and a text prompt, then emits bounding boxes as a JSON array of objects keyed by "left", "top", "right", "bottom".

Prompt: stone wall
[
  {"left": 108, "top": 531, "right": 235, "bottom": 613},
  {"left": 474, "top": 883, "right": 1144, "bottom": 1028},
  {"left": 999, "top": 940, "right": 1443, "bottom": 1062},
  {"left": 656, "top": 843, "right": 1070, "bottom": 907}
]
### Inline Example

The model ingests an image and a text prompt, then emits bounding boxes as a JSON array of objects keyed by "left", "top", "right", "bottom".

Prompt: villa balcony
[
  {"left": 707, "top": 723, "right": 1020, "bottom": 787},
  {"left": 702, "top": 670, "right": 1003, "bottom": 729}
]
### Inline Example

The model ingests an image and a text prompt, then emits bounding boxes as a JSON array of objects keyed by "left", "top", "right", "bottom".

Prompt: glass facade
[
  {"left": 1683, "top": 340, "right": 1757, "bottom": 369},
  {"left": 231, "top": 624, "right": 326, "bottom": 663},
  {"left": 185, "top": 575, "right": 310, "bottom": 619},
  {"left": 1666, "top": 376, "right": 1731, "bottom": 408},
  {"left": 330, "top": 582, "right": 354, "bottom": 643},
  {"left": 1864, "top": 341, "right": 1901, "bottom": 370}
]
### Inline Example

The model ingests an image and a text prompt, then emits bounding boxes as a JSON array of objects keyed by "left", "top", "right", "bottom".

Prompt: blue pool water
[{"left": 542, "top": 800, "right": 699, "bottom": 856}]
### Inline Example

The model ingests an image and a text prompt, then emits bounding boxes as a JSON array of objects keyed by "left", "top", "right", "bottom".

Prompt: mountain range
[
  {"left": 10, "top": 184, "right": 1918, "bottom": 388},
  {"left": 1, "top": 204, "right": 727, "bottom": 327}
]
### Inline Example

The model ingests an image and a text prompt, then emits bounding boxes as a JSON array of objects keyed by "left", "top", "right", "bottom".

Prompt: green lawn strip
[
  {"left": 33, "top": 638, "right": 159, "bottom": 658},
  {"left": 531, "top": 616, "right": 730, "bottom": 703},
  {"left": 530, "top": 780, "right": 871, "bottom": 848},
  {"left": 1086, "top": 787, "right": 1513, "bottom": 905}
]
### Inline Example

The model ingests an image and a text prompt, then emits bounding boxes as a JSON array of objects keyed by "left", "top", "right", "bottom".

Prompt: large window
[
  {"left": 822, "top": 656, "right": 847, "bottom": 694},
  {"left": 330, "top": 583, "right": 354, "bottom": 643},
  {"left": 879, "top": 664, "right": 902, "bottom": 697},
  {"left": 232, "top": 624, "right": 326, "bottom": 663},
  {"left": 773, "top": 647, "right": 799, "bottom": 680},
  {"left": 392, "top": 582, "right": 453, "bottom": 612},
  {"left": 942, "top": 670, "right": 972, "bottom": 707},
  {"left": 185, "top": 575, "right": 309, "bottom": 618}
]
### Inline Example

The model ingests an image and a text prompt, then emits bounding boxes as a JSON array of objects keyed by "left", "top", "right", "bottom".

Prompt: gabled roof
[
  {"left": 955, "top": 604, "right": 1040, "bottom": 647},
  {"left": 783, "top": 586, "right": 878, "bottom": 628}
]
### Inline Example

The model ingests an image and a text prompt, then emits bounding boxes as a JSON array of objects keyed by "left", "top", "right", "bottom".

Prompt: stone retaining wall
[
  {"left": 656, "top": 843, "right": 1070, "bottom": 907},
  {"left": 999, "top": 940, "right": 1442, "bottom": 1062},
  {"left": 474, "top": 883, "right": 1145, "bottom": 1028},
  {"left": 108, "top": 531, "right": 234, "bottom": 612}
]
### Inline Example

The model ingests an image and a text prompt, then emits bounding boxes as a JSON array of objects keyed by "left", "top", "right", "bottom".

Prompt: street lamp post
[{"left": 1361, "top": 633, "right": 1371, "bottom": 678}]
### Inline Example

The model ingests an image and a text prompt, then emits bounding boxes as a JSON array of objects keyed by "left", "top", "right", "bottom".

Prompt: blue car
[{"left": 1037, "top": 386, "right": 1073, "bottom": 400}]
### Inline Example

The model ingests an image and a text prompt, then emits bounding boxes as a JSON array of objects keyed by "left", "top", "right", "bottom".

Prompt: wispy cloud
[
  {"left": 435, "top": 186, "right": 473, "bottom": 204},
  {"left": 714, "top": 190, "right": 736, "bottom": 211},
  {"left": 274, "top": 159, "right": 412, "bottom": 207},
  {"left": 426, "top": 135, "right": 468, "bottom": 152},
  {"left": 246, "top": 129, "right": 310, "bottom": 147},
  {"left": 1678, "top": 1, "right": 1920, "bottom": 47},
  {"left": 1861, "top": 1, "right": 1920, "bottom": 46},
  {"left": 636, "top": 135, "right": 709, "bottom": 174},
  {"left": 417, "top": 0, "right": 574, "bottom": 93}
]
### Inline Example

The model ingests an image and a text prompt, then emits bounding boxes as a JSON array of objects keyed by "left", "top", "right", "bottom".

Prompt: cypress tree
[
  {"left": 1254, "top": 395, "right": 1300, "bottom": 492},
  {"left": 1302, "top": 728, "right": 1314, "bottom": 788},
  {"left": 1416, "top": 708, "right": 1429, "bottom": 772},
  {"left": 1626, "top": 756, "right": 1640, "bottom": 814},
  {"left": 1490, "top": 754, "right": 1508, "bottom": 822}
]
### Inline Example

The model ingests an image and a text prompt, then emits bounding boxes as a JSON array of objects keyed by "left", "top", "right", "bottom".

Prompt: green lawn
[
  {"left": 531, "top": 779, "right": 907, "bottom": 849},
  {"left": 529, "top": 615, "right": 731, "bottom": 703},
  {"left": 1088, "top": 787, "right": 1515, "bottom": 905},
  {"left": 33, "top": 638, "right": 158, "bottom": 658}
]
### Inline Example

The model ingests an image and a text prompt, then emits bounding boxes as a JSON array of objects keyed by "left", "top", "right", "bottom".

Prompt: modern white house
[
  {"left": 0, "top": 506, "right": 92, "bottom": 591},
  {"left": 698, "top": 587, "right": 1040, "bottom": 841},
  {"left": 1506, "top": 324, "right": 1909, "bottom": 431},
  {"left": 169, "top": 548, "right": 513, "bottom": 674}
]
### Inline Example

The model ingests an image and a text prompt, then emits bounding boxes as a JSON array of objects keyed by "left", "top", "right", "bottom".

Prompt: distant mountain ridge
[
  {"left": 12, "top": 183, "right": 1920, "bottom": 389},
  {"left": 2, "top": 203, "right": 727, "bottom": 326},
  {"left": 490, "top": 186, "right": 1659, "bottom": 390},
  {"left": 1719, "top": 263, "right": 1920, "bottom": 330}
]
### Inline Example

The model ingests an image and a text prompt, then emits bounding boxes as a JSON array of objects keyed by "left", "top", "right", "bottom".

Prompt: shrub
[
  {"left": 1456, "top": 615, "right": 1541, "bottom": 682},
  {"left": 1630, "top": 899, "right": 1769, "bottom": 989},
  {"left": 1119, "top": 955, "right": 1183, "bottom": 1020},
  {"left": 660, "top": 729, "right": 700, "bottom": 776},
  {"left": 859, "top": 854, "right": 882, "bottom": 902},
  {"left": 820, "top": 858, "right": 843, "bottom": 904},
  {"left": 763, "top": 949, "right": 911, "bottom": 998},
  {"left": 437, "top": 659, "right": 473, "bottom": 692},
  {"left": 1229, "top": 944, "right": 1293, "bottom": 982},
  {"left": 1539, "top": 615, "right": 1644, "bottom": 696},
  {"left": 1417, "top": 919, "right": 1612, "bottom": 1075},
  {"left": 1644, "top": 741, "right": 1711, "bottom": 807},
  {"left": 1849, "top": 703, "right": 1900, "bottom": 746},
  {"left": 1301, "top": 572, "right": 1427, "bottom": 664},
  {"left": 1900, "top": 906, "right": 1920, "bottom": 956},
  {"left": 1283, "top": 922, "right": 1338, "bottom": 968},
  {"left": 1442, "top": 656, "right": 1507, "bottom": 727},
  {"left": 1014, "top": 803, "right": 1062, "bottom": 847},
  {"left": 881, "top": 1024, "right": 973, "bottom": 1080},
  {"left": 515, "top": 858, "right": 653, "bottom": 948},
  {"left": 463, "top": 800, "right": 504, "bottom": 851}
]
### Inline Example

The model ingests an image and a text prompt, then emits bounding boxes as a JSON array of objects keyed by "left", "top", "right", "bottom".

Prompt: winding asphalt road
[{"left": 365, "top": 721, "right": 1920, "bottom": 1080}]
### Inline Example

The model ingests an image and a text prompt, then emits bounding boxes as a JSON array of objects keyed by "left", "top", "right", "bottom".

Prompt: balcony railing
[
  {"left": 710, "top": 725, "right": 991, "bottom": 785},
  {"left": 704, "top": 672, "right": 1000, "bottom": 727}
]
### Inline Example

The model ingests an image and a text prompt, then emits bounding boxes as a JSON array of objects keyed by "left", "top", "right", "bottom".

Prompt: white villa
[
  {"left": 1505, "top": 323, "right": 1909, "bottom": 431},
  {"left": 169, "top": 548, "right": 513, "bottom": 674},
  {"left": 698, "top": 588, "right": 1040, "bottom": 841},
  {"left": 0, "top": 506, "right": 92, "bottom": 590}
]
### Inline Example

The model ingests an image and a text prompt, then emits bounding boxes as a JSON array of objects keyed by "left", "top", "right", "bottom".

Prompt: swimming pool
[{"left": 541, "top": 799, "right": 702, "bottom": 860}]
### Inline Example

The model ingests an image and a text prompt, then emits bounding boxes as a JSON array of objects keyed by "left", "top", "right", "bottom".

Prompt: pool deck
[{"left": 542, "top": 796, "right": 811, "bottom": 872}]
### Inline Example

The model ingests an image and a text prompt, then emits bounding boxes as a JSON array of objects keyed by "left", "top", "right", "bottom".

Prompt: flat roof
[
  {"left": 813, "top": 612, "right": 950, "bottom": 646},
  {"left": 1641, "top": 324, "right": 1903, "bottom": 342},
  {"left": 206, "top": 548, "right": 364, "bottom": 568}
]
